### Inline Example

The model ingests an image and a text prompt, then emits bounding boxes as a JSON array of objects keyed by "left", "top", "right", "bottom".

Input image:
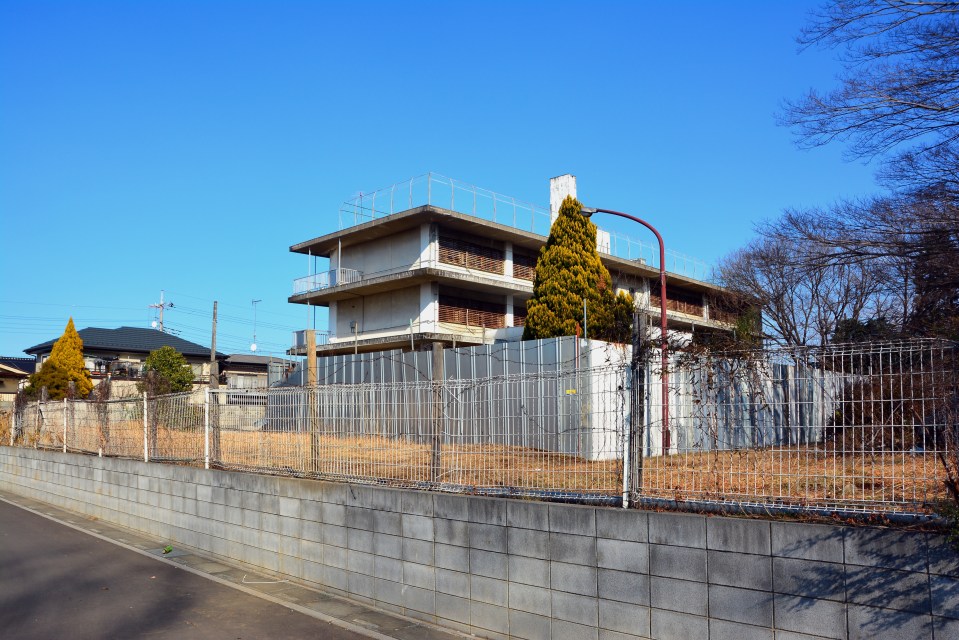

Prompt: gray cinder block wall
[{"left": 2, "top": 447, "right": 958, "bottom": 640}]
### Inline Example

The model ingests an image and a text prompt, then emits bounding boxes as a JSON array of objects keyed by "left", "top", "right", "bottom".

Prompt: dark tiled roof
[
  {"left": 24, "top": 327, "right": 224, "bottom": 359},
  {"left": 0, "top": 356, "right": 35, "bottom": 375}
]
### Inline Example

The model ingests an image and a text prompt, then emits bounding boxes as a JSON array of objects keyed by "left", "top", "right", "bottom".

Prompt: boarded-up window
[
  {"left": 650, "top": 283, "right": 704, "bottom": 317},
  {"left": 512, "top": 251, "right": 536, "bottom": 281},
  {"left": 438, "top": 295, "right": 506, "bottom": 328},
  {"left": 438, "top": 235, "right": 504, "bottom": 274}
]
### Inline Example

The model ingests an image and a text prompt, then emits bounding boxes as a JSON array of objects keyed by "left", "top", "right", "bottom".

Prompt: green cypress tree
[
  {"left": 26, "top": 318, "right": 94, "bottom": 399},
  {"left": 523, "top": 196, "right": 633, "bottom": 343}
]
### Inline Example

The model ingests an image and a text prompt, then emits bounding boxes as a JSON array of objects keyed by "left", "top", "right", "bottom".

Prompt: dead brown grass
[
  {"left": 210, "top": 430, "right": 947, "bottom": 511},
  {"left": 12, "top": 423, "right": 948, "bottom": 512},
  {"left": 639, "top": 447, "right": 948, "bottom": 511},
  {"left": 0, "top": 410, "right": 10, "bottom": 444}
]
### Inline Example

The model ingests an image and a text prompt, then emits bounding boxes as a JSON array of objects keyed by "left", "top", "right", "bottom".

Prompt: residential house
[
  {"left": 24, "top": 327, "right": 224, "bottom": 394},
  {"left": 0, "top": 357, "right": 34, "bottom": 404}
]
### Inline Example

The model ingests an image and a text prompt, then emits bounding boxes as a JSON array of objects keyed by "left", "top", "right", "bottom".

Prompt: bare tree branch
[{"left": 784, "top": 1, "right": 959, "bottom": 190}]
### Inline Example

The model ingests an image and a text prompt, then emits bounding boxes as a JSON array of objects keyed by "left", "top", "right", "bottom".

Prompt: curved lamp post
[{"left": 580, "top": 207, "right": 670, "bottom": 452}]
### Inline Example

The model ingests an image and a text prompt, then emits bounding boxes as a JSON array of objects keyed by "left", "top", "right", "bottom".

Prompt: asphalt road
[{"left": 0, "top": 500, "right": 370, "bottom": 640}]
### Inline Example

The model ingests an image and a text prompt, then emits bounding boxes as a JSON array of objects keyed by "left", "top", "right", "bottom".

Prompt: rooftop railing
[{"left": 337, "top": 173, "right": 711, "bottom": 281}]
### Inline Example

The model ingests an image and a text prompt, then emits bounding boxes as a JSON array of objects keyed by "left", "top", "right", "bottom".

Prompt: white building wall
[
  {"left": 335, "top": 285, "right": 421, "bottom": 336},
  {"left": 339, "top": 228, "right": 421, "bottom": 277}
]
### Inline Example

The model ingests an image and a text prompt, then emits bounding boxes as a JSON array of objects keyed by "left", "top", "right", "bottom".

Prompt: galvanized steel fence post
[
  {"left": 142, "top": 392, "right": 148, "bottom": 462},
  {"left": 204, "top": 388, "right": 210, "bottom": 470},
  {"left": 430, "top": 342, "right": 444, "bottom": 483}
]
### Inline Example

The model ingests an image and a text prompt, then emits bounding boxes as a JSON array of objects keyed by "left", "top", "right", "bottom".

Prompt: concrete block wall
[{"left": 3, "top": 447, "right": 958, "bottom": 640}]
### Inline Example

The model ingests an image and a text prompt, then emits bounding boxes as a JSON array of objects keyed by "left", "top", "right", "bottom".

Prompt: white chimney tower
[{"left": 550, "top": 174, "right": 577, "bottom": 224}]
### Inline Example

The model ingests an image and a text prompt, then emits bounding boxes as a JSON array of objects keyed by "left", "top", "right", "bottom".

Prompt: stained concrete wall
[
  {"left": 339, "top": 227, "right": 421, "bottom": 277},
  {"left": 3, "top": 447, "right": 958, "bottom": 640},
  {"left": 336, "top": 285, "right": 421, "bottom": 335}
]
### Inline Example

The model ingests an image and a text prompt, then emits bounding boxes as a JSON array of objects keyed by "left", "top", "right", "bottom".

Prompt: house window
[
  {"left": 438, "top": 295, "right": 506, "bottom": 328},
  {"left": 512, "top": 251, "right": 536, "bottom": 281},
  {"left": 438, "top": 235, "right": 504, "bottom": 274},
  {"left": 650, "top": 283, "right": 704, "bottom": 317}
]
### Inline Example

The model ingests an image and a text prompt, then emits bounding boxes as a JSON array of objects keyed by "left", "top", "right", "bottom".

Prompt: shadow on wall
[{"left": 776, "top": 524, "right": 959, "bottom": 636}]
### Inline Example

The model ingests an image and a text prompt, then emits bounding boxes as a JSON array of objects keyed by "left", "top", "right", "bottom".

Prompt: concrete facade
[
  {"left": 290, "top": 198, "right": 733, "bottom": 355},
  {"left": 3, "top": 447, "right": 956, "bottom": 640}
]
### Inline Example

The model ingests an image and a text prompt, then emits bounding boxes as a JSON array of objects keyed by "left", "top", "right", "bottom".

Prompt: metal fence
[
  {"left": 643, "top": 339, "right": 958, "bottom": 514},
  {"left": 7, "top": 339, "right": 958, "bottom": 516}
]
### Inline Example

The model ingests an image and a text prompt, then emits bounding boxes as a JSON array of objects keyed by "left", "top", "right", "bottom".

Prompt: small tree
[
  {"left": 25, "top": 318, "right": 93, "bottom": 400},
  {"left": 523, "top": 196, "right": 633, "bottom": 343},
  {"left": 139, "top": 346, "right": 195, "bottom": 395}
]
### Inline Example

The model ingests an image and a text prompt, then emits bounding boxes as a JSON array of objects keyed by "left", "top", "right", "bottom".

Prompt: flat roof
[{"left": 291, "top": 205, "right": 721, "bottom": 294}]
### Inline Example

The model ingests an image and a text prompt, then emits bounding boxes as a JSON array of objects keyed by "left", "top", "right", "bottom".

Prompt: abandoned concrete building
[{"left": 288, "top": 174, "right": 735, "bottom": 356}]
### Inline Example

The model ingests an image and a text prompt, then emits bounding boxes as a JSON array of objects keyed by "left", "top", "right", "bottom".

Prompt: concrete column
[
  {"left": 638, "top": 278, "right": 651, "bottom": 310},
  {"left": 419, "top": 282, "right": 437, "bottom": 332},
  {"left": 505, "top": 294, "right": 514, "bottom": 327},
  {"left": 504, "top": 241, "right": 513, "bottom": 278},
  {"left": 419, "top": 223, "right": 434, "bottom": 268}
]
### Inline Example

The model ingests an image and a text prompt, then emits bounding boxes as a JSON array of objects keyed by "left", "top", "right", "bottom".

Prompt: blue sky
[{"left": 0, "top": 1, "right": 880, "bottom": 359}]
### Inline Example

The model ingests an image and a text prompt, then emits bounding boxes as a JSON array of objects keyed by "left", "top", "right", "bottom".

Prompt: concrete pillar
[
  {"left": 419, "top": 223, "right": 435, "bottom": 268},
  {"left": 419, "top": 282, "right": 437, "bottom": 332}
]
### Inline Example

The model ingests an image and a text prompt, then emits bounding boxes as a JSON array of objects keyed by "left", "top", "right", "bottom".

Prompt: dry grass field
[
  {"left": 0, "top": 410, "right": 10, "bottom": 444},
  {"left": 14, "top": 420, "right": 949, "bottom": 513}
]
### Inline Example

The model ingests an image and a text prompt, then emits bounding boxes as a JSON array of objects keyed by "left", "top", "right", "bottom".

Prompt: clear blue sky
[{"left": 0, "top": 1, "right": 880, "bottom": 359}]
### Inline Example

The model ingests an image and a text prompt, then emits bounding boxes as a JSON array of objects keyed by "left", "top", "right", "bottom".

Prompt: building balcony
[
  {"left": 290, "top": 263, "right": 533, "bottom": 306},
  {"left": 292, "top": 268, "right": 364, "bottom": 295}
]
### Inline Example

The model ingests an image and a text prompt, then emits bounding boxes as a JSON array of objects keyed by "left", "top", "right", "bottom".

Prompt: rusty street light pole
[{"left": 580, "top": 206, "right": 670, "bottom": 452}]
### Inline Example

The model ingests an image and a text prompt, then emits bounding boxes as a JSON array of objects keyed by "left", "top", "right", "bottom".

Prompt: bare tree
[
  {"left": 716, "top": 233, "right": 888, "bottom": 346},
  {"left": 783, "top": 0, "right": 959, "bottom": 191},
  {"left": 769, "top": 190, "right": 959, "bottom": 337}
]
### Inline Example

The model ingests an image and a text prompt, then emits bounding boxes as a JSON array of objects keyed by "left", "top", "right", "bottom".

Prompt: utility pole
[
  {"left": 149, "top": 290, "right": 174, "bottom": 332},
  {"left": 251, "top": 299, "right": 262, "bottom": 352},
  {"left": 209, "top": 301, "right": 220, "bottom": 462},
  {"left": 210, "top": 301, "right": 219, "bottom": 388}
]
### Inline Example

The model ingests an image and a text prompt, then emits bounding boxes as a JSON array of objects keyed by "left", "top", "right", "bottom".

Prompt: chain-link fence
[{"left": 7, "top": 339, "right": 957, "bottom": 515}]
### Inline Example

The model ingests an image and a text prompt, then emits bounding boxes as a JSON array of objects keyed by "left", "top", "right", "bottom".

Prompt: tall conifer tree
[
  {"left": 523, "top": 196, "right": 633, "bottom": 343},
  {"left": 26, "top": 318, "right": 94, "bottom": 399}
]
